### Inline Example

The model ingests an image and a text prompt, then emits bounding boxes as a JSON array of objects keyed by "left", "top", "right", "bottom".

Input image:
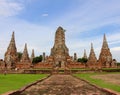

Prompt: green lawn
[
  {"left": 74, "top": 72, "right": 120, "bottom": 92},
  {"left": 71, "top": 68, "right": 91, "bottom": 70},
  {"left": 26, "top": 68, "right": 52, "bottom": 70},
  {"left": 0, "top": 74, "right": 48, "bottom": 94}
]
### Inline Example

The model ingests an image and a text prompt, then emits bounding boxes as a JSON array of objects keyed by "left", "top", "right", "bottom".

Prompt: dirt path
[
  {"left": 92, "top": 74, "right": 120, "bottom": 86},
  {"left": 20, "top": 75, "right": 112, "bottom": 95}
]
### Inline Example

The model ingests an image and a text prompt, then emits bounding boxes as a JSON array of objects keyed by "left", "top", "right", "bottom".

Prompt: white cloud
[
  {"left": 0, "top": 17, "right": 55, "bottom": 59},
  {"left": 0, "top": 0, "right": 120, "bottom": 62},
  {"left": 42, "top": 13, "right": 48, "bottom": 17},
  {"left": 111, "top": 47, "right": 120, "bottom": 62},
  {"left": 0, "top": 0, "right": 23, "bottom": 17},
  {"left": 107, "top": 32, "right": 120, "bottom": 45},
  {"left": 51, "top": 0, "right": 120, "bottom": 34},
  {"left": 111, "top": 47, "right": 120, "bottom": 51}
]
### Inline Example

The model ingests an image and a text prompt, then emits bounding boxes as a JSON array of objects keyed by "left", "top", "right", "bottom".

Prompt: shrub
[
  {"left": 32, "top": 55, "right": 42, "bottom": 64},
  {"left": 77, "top": 58, "right": 88, "bottom": 63}
]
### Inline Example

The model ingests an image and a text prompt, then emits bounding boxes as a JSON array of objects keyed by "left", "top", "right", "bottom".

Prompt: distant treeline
[{"left": 117, "top": 63, "right": 120, "bottom": 66}]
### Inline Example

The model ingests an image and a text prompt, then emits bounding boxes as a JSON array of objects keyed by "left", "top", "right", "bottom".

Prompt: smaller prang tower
[
  {"left": 51, "top": 26, "right": 70, "bottom": 68},
  {"left": 20, "top": 43, "right": 31, "bottom": 63},
  {"left": 4, "top": 32, "right": 18, "bottom": 69},
  {"left": 31, "top": 49, "right": 35, "bottom": 62},
  {"left": 83, "top": 49, "right": 87, "bottom": 59},
  {"left": 87, "top": 43, "right": 97, "bottom": 68},
  {"left": 99, "top": 34, "right": 112, "bottom": 67}
]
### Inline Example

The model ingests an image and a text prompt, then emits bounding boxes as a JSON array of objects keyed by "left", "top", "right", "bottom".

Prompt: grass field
[
  {"left": 0, "top": 74, "right": 48, "bottom": 94},
  {"left": 74, "top": 72, "right": 120, "bottom": 93}
]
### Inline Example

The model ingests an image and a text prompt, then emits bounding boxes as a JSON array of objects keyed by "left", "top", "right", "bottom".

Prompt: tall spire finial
[
  {"left": 12, "top": 31, "right": 15, "bottom": 39},
  {"left": 102, "top": 34, "right": 108, "bottom": 49},
  {"left": 91, "top": 43, "right": 93, "bottom": 50},
  {"left": 7, "top": 31, "right": 16, "bottom": 51}
]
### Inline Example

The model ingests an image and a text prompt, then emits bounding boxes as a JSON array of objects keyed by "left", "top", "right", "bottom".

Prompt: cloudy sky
[{"left": 0, "top": 0, "right": 120, "bottom": 62}]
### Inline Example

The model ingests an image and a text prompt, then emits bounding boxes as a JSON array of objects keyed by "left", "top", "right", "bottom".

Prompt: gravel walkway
[{"left": 20, "top": 75, "right": 111, "bottom": 95}]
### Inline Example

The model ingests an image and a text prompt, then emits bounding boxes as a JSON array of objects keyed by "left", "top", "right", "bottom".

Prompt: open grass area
[
  {"left": 74, "top": 72, "right": 120, "bottom": 93},
  {"left": 0, "top": 74, "right": 48, "bottom": 94},
  {"left": 101, "top": 68, "right": 120, "bottom": 70},
  {"left": 26, "top": 68, "right": 52, "bottom": 70},
  {"left": 71, "top": 68, "right": 91, "bottom": 70}
]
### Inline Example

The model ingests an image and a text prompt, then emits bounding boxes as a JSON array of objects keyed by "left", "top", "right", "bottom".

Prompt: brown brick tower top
[
  {"left": 99, "top": 34, "right": 112, "bottom": 67},
  {"left": 31, "top": 49, "right": 35, "bottom": 62},
  {"left": 4, "top": 32, "right": 18, "bottom": 69},
  {"left": 74, "top": 53, "right": 77, "bottom": 62},
  {"left": 83, "top": 49, "right": 87, "bottom": 59},
  {"left": 51, "top": 26, "right": 69, "bottom": 67},
  {"left": 21, "top": 43, "right": 30, "bottom": 63},
  {"left": 87, "top": 43, "right": 97, "bottom": 65}
]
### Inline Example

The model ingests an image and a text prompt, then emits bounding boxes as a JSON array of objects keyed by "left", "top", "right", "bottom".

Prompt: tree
[
  {"left": 77, "top": 58, "right": 88, "bottom": 63},
  {"left": 32, "top": 55, "right": 42, "bottom": 64},
  {"left": 17, "top": 52, "right": 22, "bottom": 61}
]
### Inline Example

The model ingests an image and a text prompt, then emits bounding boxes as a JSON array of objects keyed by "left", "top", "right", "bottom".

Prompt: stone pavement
[{"left": 20, "top": 75, "right": 111, "bottom": 95}]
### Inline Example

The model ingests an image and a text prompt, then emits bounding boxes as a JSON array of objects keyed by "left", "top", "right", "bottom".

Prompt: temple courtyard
[
  {"left": 0, "top": 27, "right": 120, "bottom": 95},
  {"left": 1, "top": 72, "right": 120, "bottom": 95}
]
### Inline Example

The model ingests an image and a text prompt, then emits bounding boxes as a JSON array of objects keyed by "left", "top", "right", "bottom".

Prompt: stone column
[
  {"left": 42, "top": 52, "right": 46, "bottom": 62},
  {"left": 74, "top": 53, "right": 77, "bottom": 62}
]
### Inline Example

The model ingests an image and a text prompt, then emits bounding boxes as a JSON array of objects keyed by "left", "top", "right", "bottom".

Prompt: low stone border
[
  {"left": 73, "top": 75, "right": 120, "bottom": 95},
  {"left": 2, "top": 75, "right": 51, "bottom": 95}
]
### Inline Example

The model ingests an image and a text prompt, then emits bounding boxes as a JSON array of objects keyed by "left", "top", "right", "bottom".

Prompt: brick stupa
[
  {"left": 31, "top": 49, "right": 35, "bottom": 62},
  {"left": 87, "top": 43, "right": 97, "bottom": 68},
  {"left": 21, "top": 43, "right": 30, "bottom": 63},
  {"left": 4, "top": 32, "right": 18, "bottom": 69},
  {"left": 50, "top": 26, "right": 71, "bottom": 68},
  {"left": 83, "top": 49, "right": 87, "bottom": 59},
  {"left": 99, "top": 34, "right": 112, "bottom": 67}
]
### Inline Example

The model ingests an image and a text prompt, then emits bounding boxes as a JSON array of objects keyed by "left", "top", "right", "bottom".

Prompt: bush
[
  {"left": 17, "top": 52, "right": 22, "bottom": 61},
  {"left": 77, "top": 58, "right": 88, "bottom": 63},
  {"left": 32, "top": 55, "right": 42, "bottom": 64},
  {"left": 117, "top": 63, "right": 120, "bottom": 66}
]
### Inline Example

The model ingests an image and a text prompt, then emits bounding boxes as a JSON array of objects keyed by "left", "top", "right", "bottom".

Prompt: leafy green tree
[
  {"left": 77, "top": 58, "right": 88, "bottom": 63},
  {"left": 17, "top": 52, "right": 23, "bottom": 61},
  {"left": 32, "top": 55, "right": 42, "bottom": 64},
  {"left": 117, "top": 62, "right": 120, "bottom": 66}
]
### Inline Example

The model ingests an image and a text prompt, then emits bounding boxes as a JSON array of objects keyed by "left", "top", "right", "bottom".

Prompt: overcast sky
[{"left": 0, "top": 0, "right": 120, "bottom": 62}]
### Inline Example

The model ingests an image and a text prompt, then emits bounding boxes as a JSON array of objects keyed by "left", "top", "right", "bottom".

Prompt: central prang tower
[{"left": 51, "top": 26, "right": 69, "bottom": 67}]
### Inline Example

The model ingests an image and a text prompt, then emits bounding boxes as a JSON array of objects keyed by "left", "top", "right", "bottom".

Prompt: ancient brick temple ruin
[
  {"left": 87, "top": 43, "right": 97, "bottom": 68},
  {"left": 99, "top": 34, "right": 117, "bottom": 68},
  {"left": 31, "top": 49, "right": 35, "bottom": 62},
  {"left": 20, "top": 43, "right": 31, "bottom": 63},
  {"left": 83, "top": 49, "right": 87, "bottom": 59},
  {"left": 50, "top": 26, "right": 72, "bottom": 68},
  {"left": 4, "top": 32, "right": 18, "bottom": 69},
  {"left": 0, "top": 27, "right": 117, "bottom": 70}
]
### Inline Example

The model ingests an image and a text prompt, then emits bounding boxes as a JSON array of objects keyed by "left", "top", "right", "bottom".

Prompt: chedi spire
[
  {"left": 102, "top": 34, "right": 109, "bottom": 49},
  {"left": 7, "top": 31, "right": 17, "bottom": 53},
  {"left": 21, "top": 43, "right": 30, "bottom": 63},
  {"left": 31, "top": 49, "right": 35, "bottom": 62},
  {"left": 87, "top": 43, "right": 97, "bottom": 66},
  {"left": 50, "top": 26, "right": 69, "bottom": 67},
  {"left": 83, "top": 49, "right": 87, "bottom": 59},
  {"left": 99, "top": 34, "right": 112, "bottom": 67},
  {"left": 4, "top": 31, "right": 18, "bottom": 69}
]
